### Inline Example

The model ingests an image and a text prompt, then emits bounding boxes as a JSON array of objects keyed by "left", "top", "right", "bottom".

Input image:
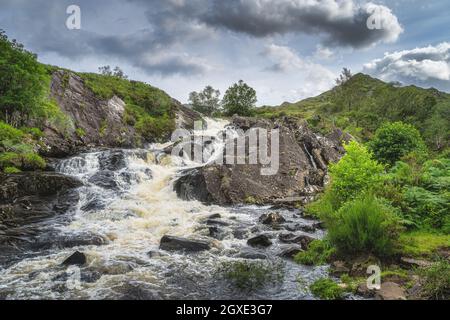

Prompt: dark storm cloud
[
  {"left": 131, "top": 0, "right": 403, "bottom": 48},
  {"left": 1, "top": 0, "right": 402, "bottom": 76}
]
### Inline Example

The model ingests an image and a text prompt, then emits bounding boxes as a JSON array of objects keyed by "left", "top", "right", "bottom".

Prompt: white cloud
[
  {"left": 263, "top": 44, "right": 336, "bottom": 100},
  {"left": 364, "top": 42, "right": 450, "bottom": 90}
]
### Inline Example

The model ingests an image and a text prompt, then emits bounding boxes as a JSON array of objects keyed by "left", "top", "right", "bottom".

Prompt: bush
[
  {"left": 3, "top": 166, "right": 21, "bottom": 173},
  {"left": 0, "top": 121, "right": 24, "bottom": 143},
  {"left": 135, "top": 115, "right": 175, "bottom": 142},
  {"left": 402, "top": 187, "right": 449, "bottom": 230},
  {"left": 327, "top": 194, "right": 401, "bottom": 257},
  {"left": 418, "top": 260, "right": 450, "bottom": 300},
  {"left": 369, "top": 122, "right": 427, "bottom": 166},
  {"left": 294, "top": 240, "right": 336, "bottom": 266},
  {"left": 0, "top": 151, "right": 46, "bottom": 171},
  {"left": 218, "top": 260, "right": 284, "bottom": 291},
  {"left": 328, "top": 141, "right": 384, "bottom": 208},
  {"left": 310, "top": 278, "right": 345, "bottom": 300}
]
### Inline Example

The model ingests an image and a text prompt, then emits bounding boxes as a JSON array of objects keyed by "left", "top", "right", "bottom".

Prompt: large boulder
[
  {"left": 0, "top": 172, "right": 82, "bottom": 259},
  {"left": 174, "top": 116, "right": 344, "bottom": 206},
  {"left": 159, "top": 235, "right": 211, "bottom": 252}
]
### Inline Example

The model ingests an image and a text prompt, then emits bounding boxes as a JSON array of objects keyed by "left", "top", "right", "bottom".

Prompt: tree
[
  {"left": 369, "top": 122, "right": 427, "bottom": 166},
  {"left": 0, "top": 29, "right": 48, "bottom": 126},
  {"left": 188, "top": 86, "right": 221, "bottom": 116},
  {"left": 222, "top": 80, "right": 257, "bottom": 117},
  {"left": 335, "top": 68, "right": 352, "bottom": 86},
  {"left": 98, "top": 65, "right": 128, "bottom": 79},
  {"left": 329, "top": 141, "right": 385, "bottom": 206}
]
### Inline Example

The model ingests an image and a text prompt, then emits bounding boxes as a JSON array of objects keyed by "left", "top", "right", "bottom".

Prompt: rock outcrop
[
  {"left": 174, "top": 116, "right": 345, "bottom": 206},
  {"left": 41, "top": 70, "right": 202, "bottom": 157},
  {"left": 0, "top": 172, "right": 82, "bottom": 256}
]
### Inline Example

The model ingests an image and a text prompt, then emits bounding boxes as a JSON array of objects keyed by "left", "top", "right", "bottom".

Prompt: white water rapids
[{"left": 0, "top": 118, "right": 330, "bottom": 300}]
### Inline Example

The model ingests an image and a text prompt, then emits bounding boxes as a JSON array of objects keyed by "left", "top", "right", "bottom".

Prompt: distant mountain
[{"left": 256, "top": 73, "right": 450, "bottom": 150}]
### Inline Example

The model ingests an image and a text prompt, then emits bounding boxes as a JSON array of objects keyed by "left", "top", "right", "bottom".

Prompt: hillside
[
  {"left": 256, "top": 73, "right": 450, "bottom": 150},
  {"left": 0, "top": 31, "right": 200, "bottom": 172}
]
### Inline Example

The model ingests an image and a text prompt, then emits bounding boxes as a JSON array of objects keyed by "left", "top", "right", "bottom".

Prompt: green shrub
[
  {"left": 294, "top": 240, "right": 336, "bottom": 266},
  {"left": 418, "top": 260, "right": 450, "bottom": 300},
  {"left": 327, "top": 194, "right": 401, "bottom": 257},
  {"left": 218, "top": 260, "right": 284, "bottom": 291},
  {"left": 0, "top": 151, "right": 45, "bottom": 171},
  {"left": 75, "top": 128, "right": 86, "bottom": 138},
  {"left": 328, "top": 141, "right": 385, "bottom": 208},
  {"left": 402, "top": 187, "right": 449, "bottom": 230},
  {"left": 3, "top": 166, "right": 21, "bottom": 173},
  {"left": 135, "top": 115, "right": 175, "bottom": 142},
  {"left": 310, "top": 278, "right": 345, "bottom": 300},
  {"left": 369, "top": 122, "right": 427, "bottom": 166},
  {"left": 0, "top": 121, "right": 24, "bottom": 143}
]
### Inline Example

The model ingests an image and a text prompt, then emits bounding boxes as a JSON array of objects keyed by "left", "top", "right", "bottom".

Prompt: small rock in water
[
  {"left": 278, "top": 245, "right": 303, "bottom": 259},
  {"left": 247, "top": 234, "right": 273, "bottom": 248},
  {"left": 259, "top": 212, "right": 286, "bottom": 225},
  {"left": 208, "top": 213, "right": 222, "bottom": 219},
  {"left": 160, "top": 235, "right": 211, "bottom": 252},
  {"left": 278, "top": 233, "right": 314, "bottom": 249},
  {"left": 62, "top": 251, "right": 86, "bottom": 266},
  {"left": 235, "top": 248, "right": 268, "bottom": 260}
]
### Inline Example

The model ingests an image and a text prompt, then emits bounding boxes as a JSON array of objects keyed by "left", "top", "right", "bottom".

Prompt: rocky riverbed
[{"left": 0, "top": 117, "right": 354, "bottom": 300}]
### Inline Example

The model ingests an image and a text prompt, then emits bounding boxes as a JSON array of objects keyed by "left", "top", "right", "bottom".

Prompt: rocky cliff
[
  {"left": 175, "top": 116, "right": 348, "bottom": 206},
  {"left": 41, "top": 70, "right": 201, "bottom": 157}
]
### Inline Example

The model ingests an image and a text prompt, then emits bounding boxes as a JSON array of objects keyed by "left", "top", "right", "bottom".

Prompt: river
[{"left": 0, "top": 118, "right": 330, "bottom": 300}]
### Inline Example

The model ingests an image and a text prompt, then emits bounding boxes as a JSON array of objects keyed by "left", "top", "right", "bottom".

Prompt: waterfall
[{"left": 0, "top": 118, "right": 328, "bottom": 300}]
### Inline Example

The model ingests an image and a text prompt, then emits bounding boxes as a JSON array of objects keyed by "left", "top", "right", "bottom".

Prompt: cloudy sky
[{"left": 1, "top": 0, "right": 449, "bottom": 105}]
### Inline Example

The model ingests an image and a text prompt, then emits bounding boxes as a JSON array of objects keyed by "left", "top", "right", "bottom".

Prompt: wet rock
[
  {"left": 247, "top": 235, "right": 272, "bottom": 248},
  {"left": 147, "top": 250, "right": 169, "bottom": 258},
  {"left": 160, "top": 235, "right": 211, "bottom": 252},
  {"left": 297, "top": 225, "right": 317, "bottom": 233},
  {"left": 208, "top": 214, "right": 222, "bottom": 219},
  {"left": 278, "top": 233, "right": 314, "bottom": 249},
  {"left": 208, "top": 226, "right": 226, "bottom": 240},
  {"left": 278, "top": 245, "right": 303, "bottom": 259},
  {"left": 235, "top": 248, "right": 268, "bottom": 260},
  {"left": 172, "top": 116, "right": 344, "bottom": 206},
  {"left": 375, "top": 282, "right": 407, "bottom": 300},
  {"left": 330, "top": 261, "right": 350, "bottom": 276},
  {"left": 88, "top": 171, "right": 119, "bottom": 189},
  {"left": 232, "top": 228, "right": 250, "bottom": 240},
  {"left": 98, "top": 150, "right": 127, "bottom": 171},
  {"left": 174, "top": 169, "right": 214, "bottom": 204},
  {"left": 356, "top": 282, "right": 376, "bottom": 298},
  {"left": 32, "top": 233, "right": 108, "bottom": 250},
  {"left": 400, "top": 257, "right": 433, "bottom": 269},
  {"left": 259, "top": 212, "right": 286, "bottom": 225},
  {"left": 206, "top": 219, "right": 230, "bottom": 227},
  {"left": 62, "top": 251, "right": 87, "bottom": 266}
]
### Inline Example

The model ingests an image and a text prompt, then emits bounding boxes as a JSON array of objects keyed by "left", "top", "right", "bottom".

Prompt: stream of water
[{"left": 0, "top": 118, "right": 330, "bottom": 300}]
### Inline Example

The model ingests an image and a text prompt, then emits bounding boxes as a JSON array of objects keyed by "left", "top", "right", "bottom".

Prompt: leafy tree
[
  {"left": 335, "top": 68, "right": 353, "bottom": 86},
  {"left": 329, "top": 141, "right": 385, "bottom": 206},
  {"left": 222, "top": 80, "right": 257, "bottom": 116},
  {"left": 189, "top": 86, "right": 221, "bottom": 116},
  {"left": 99, "top": 65, "right": 128, "bottom": 79},
  {"left": 0, "top": 30, "right": 49, "bottom": 127},
  {"left": 369, "top": 122, "right": 427, "bottom": 166}
]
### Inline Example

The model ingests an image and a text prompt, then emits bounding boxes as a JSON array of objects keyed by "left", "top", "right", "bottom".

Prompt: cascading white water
[{"left": 0, "top": 118, "right": 329, "bottom": 300}]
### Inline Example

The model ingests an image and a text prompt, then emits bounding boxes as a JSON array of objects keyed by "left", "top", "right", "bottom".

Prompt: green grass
[
  {"left": 310, "top": 278, "right": 345, "bottom": 300},
  {"left": 418, "top": 260, "right": 450, "bottom": 300},
  {"left": 399, "top": 231, "right": 450, "bottom": 258},
  {"left": 294, "top": 240, "right": 336, "bottom": 266},
  {"left": 218, "top": 260, "right": 284, "bottom": 291}
]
